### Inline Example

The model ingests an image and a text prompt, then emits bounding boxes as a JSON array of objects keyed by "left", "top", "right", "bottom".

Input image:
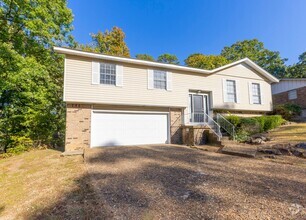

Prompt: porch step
[{"left": 219, "top": 145, "right": 257, "bottom": 158}]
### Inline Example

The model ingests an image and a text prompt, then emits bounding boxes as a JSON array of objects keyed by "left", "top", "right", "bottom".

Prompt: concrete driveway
[{"left": 85, "top": 145, "right": 306, "bottom": 219}]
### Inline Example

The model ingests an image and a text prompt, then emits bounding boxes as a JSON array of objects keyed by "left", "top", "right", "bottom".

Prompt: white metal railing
[
  {"left": 216, "top": 113, "right": 236, "bottom": 140},
  {"left": 186, "top": 113, "right": 222, "bottom": 141}
]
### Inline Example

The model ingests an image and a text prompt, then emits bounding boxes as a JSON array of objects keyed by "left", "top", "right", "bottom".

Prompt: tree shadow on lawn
[
  {"left": 28, "top": 146, "right": 223, "bottom": 219},
  {"left": 0, "top": 206, "right": 5, "bottom": 215},
  {"left": 28, "top": 145, "right": 306, "bottom": 219}
]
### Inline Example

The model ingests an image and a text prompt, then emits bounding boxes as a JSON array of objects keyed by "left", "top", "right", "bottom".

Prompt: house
[
  {"left": 54, "top": 47, "right": 279, "bottom": 152},
  {"left": 272, "top": 78, "right": 306, "bottom": 118}
]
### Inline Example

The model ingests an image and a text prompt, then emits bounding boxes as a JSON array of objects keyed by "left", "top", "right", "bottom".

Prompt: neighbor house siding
[
  {"left": 273, "top": 86, "right": 306, "bottom": 109},
  {"left": 65, "top": 55, "right": 273, "bottom": 112}
]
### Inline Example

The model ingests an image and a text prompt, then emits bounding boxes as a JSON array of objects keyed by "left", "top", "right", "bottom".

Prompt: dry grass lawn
[
  {"left": 0, "top": 149, "right": 86, "bottom": 219},
  {"left": 268, "top": 122, "right": 306, "bottom": 144}
]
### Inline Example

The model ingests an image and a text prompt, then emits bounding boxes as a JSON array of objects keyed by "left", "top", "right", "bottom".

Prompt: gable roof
[{"left": 53, "top": 47, "right": 279, "bottom": 83}]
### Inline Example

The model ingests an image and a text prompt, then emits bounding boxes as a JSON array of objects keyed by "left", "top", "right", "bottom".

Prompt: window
[
  {"left": 226, "top": 80, "right": 237, "bottom": 102},
  {"left": 252, "top": 83, "right": 261, "bottom": 104},
  {"left": 153, "top": 70, "right": 167, "bottom": 89},
  {"left": 100, "top": 63, "right": 116, "bottom": 85},
  {"left": 288, "top": 90, "right": 297, "bottom": 100}
]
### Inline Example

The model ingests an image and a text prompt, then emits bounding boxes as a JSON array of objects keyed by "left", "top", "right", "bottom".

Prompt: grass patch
[
  {"left": 0, "top": 149, "right": 85, "bottom": 219},
  {"left": 268, "top": 123, "right": 306, "bottom": 143}
]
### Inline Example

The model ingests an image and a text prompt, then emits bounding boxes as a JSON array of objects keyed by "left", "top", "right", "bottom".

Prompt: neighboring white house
[{"left": 54, "top": 47, "right": 279, "bottom": 151}]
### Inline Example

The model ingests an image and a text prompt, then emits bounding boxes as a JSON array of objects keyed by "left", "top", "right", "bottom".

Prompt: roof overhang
[{"left": 54, "top": 47, "right": 279, "bottom": 83}]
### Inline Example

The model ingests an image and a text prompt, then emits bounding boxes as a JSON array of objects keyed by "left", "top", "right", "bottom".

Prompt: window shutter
[
  {"left": 166, "top": 71, "right": 172, "bottom": 91},
  {"left": 116, "top": 65, "right": 123, "bottom": 87},
  {"left": 92, "top": 62, "right": 100, "bottom": 84},
  {"left": 260, "top": 82, "right": 264, "bottom": 105},
  {"left": 235, "top": 80, "right": 240, "bottom": 103},
  {"left": 148, "top": 69, "right": 154, "bottom": 89},
  {"left": 248, "top": 82, "right": 253, "bottom": 104},
  {"left": 222, "top": 79, "right": 228, "bottom": 102}
]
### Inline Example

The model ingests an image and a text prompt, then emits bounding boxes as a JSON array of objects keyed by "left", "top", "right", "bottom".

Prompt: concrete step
[{"left": 219, "top": 145, "right": 257, "bottom": 158}]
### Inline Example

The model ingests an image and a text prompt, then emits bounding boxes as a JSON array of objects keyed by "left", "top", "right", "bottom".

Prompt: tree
[
  {"left": 157, "top": 53, "right": 179, "bottom": 64},
  {"left": 185, "top": 53, "right": 229, "bottom": 70},
  {"left": 135, "top": 54, "right": 155, "bottom": 61},
  {"left": 79, "top": 27, "right": 130, "bottom": 57},
  {"left": 286, "top": 52, "right": 306, "bottom": 78},
  {"left": 221, "top": 39, "right": 287, "bottom": 78},
  {"left": 0, "top": 0, "right": 74, "bottom": 152}
]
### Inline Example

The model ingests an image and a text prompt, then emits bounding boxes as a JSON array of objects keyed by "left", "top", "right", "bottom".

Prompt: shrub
[
  {"left": 234, "top": 130, "right": 250, "bottom": 142},
  {"left": 273, "top": 104, "right": 301, "bottom": 120},
  {"left": 262, "top": 115, "right": 284, "bottom": 131},
  {"left": 254, "top": 116, "right": 265, "bottom": 132},
  {"left": 225, "top": 115, "right": 285, "bottom": 142},
  {"left": 226, "top": 115, "right": 241, "bottom": 127},
  {"left": 240, "top": 117, "right": 261, "bottom": 134},
  {"left": 6, "top": 136, "right": 33, "bottom": 155}
]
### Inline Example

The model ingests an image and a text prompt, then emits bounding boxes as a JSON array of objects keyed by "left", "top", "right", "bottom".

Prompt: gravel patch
[{"left": 85, "top": 145, "right": 306, "bottom": 219}]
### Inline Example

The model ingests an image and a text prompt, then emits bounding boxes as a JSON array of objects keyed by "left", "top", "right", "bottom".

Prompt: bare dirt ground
[
  {"left": 84, "top": 145, "right": 306, "bottom": 220},
  {"left": 1, "top": 144, "right": 306, "bottom": 219}
]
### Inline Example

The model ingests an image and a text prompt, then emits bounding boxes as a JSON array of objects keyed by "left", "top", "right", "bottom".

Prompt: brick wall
[
  {"left": 273, "top": 86, "right": 306, "bottom": 109},
  {"left": 170, "top": 108, "right": 183, "bottom": 144},
  {"left": 65, "top": 104, "right": 91, "bottom": 151},
  {"left": 65, "top": 105, "right": 183, "bottom": 150}
]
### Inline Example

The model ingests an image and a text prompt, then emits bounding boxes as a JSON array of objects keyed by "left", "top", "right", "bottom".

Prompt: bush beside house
[
  {"left": 272, "top": 104, "right": 302, "bottom": 120},
  {"left": 226, "top": 115, "right": 285, "bottom": 142}
]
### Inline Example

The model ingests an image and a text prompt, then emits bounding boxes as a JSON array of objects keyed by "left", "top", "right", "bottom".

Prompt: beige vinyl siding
[{"left": 65, "top": 55, "right": 273, "bottom": 111}]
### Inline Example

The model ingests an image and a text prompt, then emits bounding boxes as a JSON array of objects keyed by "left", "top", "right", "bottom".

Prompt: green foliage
[
  {"left": 78, "top": 27, "right": 130, "bottom": 57},
  {"left": 184, "top": 53, "right": 229, "bottom": 69},
  {"left": 235, "top": 130, "right": 250, "bottom": 142},
  {"left": 240, "top": 117, "right": 261, "bottom": 134},
  {"left": 221, "top": 39, "right": 287, "bottom": 78},
  {"left": 226, "top": 115, "right": 241, "bottom": 127},
  {"left": 273, "top": 104, "right": 302, "bottom": 120},
  {"left": 227, "top": 115, "right": 285, "bottom": 142},
  {"left": 261, "top": 115, "right": 284, "bottom": 131},
  {"left": 0, "top": 0, "right": 73, "bottom": 153},
  {"left": 286, "top": 52, "right": 306, "bottom": 78},
  {"left": 157, "top": 53, "right": 179, "bottom": 64},
  {"left": 6, "top": 136, "right": 33, "bottom": 154},
  {"left": 135, "top": 54, "right": 155, "bottom": 61}
]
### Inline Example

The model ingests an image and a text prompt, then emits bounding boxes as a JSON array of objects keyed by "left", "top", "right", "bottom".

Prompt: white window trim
[
  {"left": 92, "top": 61, "right": 123, "bottom": 87},
  {"left": 249, "top": 81, "right": 264, "bottom": 105},
  {"left": 148, "top": 69, "right": 172, "bottom": 91},
  {"left": 223, "top": 79, "right": 239, "bottom": 103}
]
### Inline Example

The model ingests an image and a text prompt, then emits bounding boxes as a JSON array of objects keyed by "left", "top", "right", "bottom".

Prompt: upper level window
[
  {"left": 226, "top": 80, "right": 237, "bottom": 102},
  {"left": 153, "top": 70, "right": 167, "bottom": 90},
  {"left": 288, "top": 89, "right": 297, "bottom": 100},
  {"left": 100, "top": 63, "right": 116, "bottom": 85},
  {"left": 252, "top": 83, "right": 261, "bottom": 104}
]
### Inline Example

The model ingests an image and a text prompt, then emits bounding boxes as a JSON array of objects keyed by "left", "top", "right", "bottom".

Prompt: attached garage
[{"left": 91, "top": 111, "right": 169, "bottom": 147}]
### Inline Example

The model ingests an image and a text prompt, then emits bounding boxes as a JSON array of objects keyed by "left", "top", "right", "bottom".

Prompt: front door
[{"left": 189, "top": 94, "right": 209, "bottom": 123}]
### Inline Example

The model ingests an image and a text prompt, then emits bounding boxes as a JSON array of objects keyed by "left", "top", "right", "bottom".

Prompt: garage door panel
[{"left": 91, "top": 112, "right": 169, "bottom": 147}]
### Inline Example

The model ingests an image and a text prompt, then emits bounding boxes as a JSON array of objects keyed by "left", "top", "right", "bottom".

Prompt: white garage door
[{"left": 91, "top": 111, "right": 169, "bottom": 147}]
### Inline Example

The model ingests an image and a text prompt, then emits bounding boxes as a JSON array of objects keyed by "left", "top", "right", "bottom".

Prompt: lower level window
[
  {"left": 252, "top": 83, "right": 261, "bottom": 104},
  {"left": 100, "top": 63, "right": 116, "bottom": 85},
  {"left": 153, "top": 70, "right": 167, "bottom": 89}
]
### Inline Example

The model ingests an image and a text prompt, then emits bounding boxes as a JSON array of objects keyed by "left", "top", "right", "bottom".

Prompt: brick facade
[
  {"left": 170, "top": 108, "right": 183, "bottom": 144},
  {"left": 65, "top": 104, "right": 91, "bottom": 151},
  {"left": 65, "top": 105, "right": 184, "bottom": 151},
  {"left": 273, "top": 86, "right": 306, "bottom": 109}
]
